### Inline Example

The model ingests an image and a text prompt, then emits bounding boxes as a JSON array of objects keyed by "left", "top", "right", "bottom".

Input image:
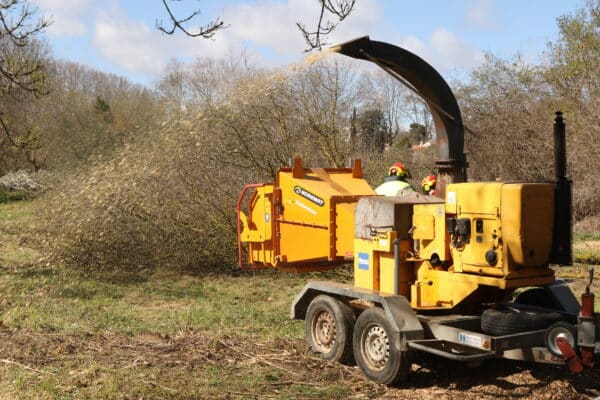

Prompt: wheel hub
[
  {"left": 548, "top": 326, "right": 575, "bottom": 356},
  {"left": 363, "top": 325, "right": 389, "bottom": 369},
  {"left": 314, "top": 311, "right": 336, "bottom": 349}
]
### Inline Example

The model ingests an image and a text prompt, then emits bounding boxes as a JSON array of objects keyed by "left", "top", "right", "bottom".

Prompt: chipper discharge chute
[{"left": 237, "top": 158, "right": 375, "bottom": 271}]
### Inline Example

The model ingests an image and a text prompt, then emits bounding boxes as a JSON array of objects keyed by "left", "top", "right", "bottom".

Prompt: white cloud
[
  {"left": 88, "top": 0, "right": 382, "bottom": 77},
  {"left": 391, "top": 29, "right": 484, "bottom": 74},
  {"left": 92, "top": 5, "right": 247, "bottom": 76},
  {"left": 220, "top": 0, "right": 382, "bottom": 58},
  {"left": 93, "top": 7, "right": 175, "bottom": 74},
  {"left": 224, "top": 2, "right": 305, "bottom": 53},
  {"left": 466, "top": 0, "right": 499, "bottom": 30},
  {"left": 430, "top": 28, "right": 484, "bottom": 70},
  {"left": 87, "top": 1, "right": 480, "bottom": 82},
  {"left": 398, "top": 36, "right": 429, "bottom": 59},
  {"left": 34, "top": 0, "right": 90, "bottom": 36}
]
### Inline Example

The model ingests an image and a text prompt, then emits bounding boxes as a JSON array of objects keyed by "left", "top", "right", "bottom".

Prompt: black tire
[
  {"left": 544, "top": 321, "right": 577, "bottom": 357},
  {"left": 305, "top": 295, "right": 355, "bottom": 364},
  {"left": 481, "top": 307, "right": 563, "bottom": 336},
  {"left": 353, "top": 307, "right": 411, "bottom": 385}
]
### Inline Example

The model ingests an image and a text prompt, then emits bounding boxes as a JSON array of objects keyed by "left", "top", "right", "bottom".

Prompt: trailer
[{"left": 237, "top": 37, "right": 599, "bottom": 384}]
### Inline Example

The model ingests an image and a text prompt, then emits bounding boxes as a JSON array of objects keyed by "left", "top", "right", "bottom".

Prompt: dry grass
[
  {"left": 0, "top": 324, "right": 598, "bottom": 399},
  {"left": 2, "top": 200, "right": 600, "bottom": 399}
]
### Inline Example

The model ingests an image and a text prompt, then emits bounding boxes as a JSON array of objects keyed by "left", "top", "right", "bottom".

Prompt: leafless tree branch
[
  {"left": 297, "top": 0, "right": 357, "bottom": 52},
  {"left": 0, "top": 0, "right": 50, "bottom": 93},
  {"left": 0, "top": 0, "right": 49, "bottom": 46},
  {"left": 0, "top": 0, "right": 50, "bottom": 169},
  {"left": 156, "top": 0, "right": 227, "bottom": 38},
  {"left": 156, "top": 0, "right": 356, "bottom": 50}
]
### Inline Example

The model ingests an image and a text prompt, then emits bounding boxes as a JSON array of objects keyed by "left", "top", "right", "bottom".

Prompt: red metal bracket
[{"left": 556, "top": 337, "right": 584, "bottom": 373}]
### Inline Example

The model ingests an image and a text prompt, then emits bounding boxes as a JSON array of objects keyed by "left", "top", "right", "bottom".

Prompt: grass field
[{"left": 0, "top": 200, "right": 599, "bottom": 399}]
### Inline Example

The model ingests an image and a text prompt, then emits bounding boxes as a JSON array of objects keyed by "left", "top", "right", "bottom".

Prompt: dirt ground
[
  {"left": 1, "top": 263, "right": 599, "bottom": 399},
  {"left": 1, "top": 326, "right": 599, "bottom": 399},
  {"left": 0, "top": 197, "right": 598, "bottom": 400}
]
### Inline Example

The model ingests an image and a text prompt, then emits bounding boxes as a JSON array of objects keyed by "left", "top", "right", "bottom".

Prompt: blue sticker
[{"left": 358, "top": 252, "right": 369, "bottom": 271}]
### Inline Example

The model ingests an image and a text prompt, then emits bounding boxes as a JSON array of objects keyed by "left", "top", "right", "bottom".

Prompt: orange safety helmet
[
  {"left": 388, "top": 162, "right": 411, "bottom": 179},
  {"left": 421, "top": 174, "right": 437, "bottom": 194}
]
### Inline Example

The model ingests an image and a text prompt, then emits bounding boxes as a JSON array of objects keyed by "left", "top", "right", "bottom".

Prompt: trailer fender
[
  {"left": 291, "top": 281, "right": 424, "bottom": 349},
  {"left": 544, "top": 279, "right": 581, "bottom": 314}
]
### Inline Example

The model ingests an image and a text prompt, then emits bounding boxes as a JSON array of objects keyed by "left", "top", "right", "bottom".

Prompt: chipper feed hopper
[
  {"left": 237, "top": 158, "right": 375, "bottom": 271},
  {"left": 237, "top": 36, "right": 600, "bottom": 385}
]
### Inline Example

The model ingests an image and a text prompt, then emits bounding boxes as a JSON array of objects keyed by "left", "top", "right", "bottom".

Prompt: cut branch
[{"left": 1, "top": 358, "right": 55, "bottom": 375}]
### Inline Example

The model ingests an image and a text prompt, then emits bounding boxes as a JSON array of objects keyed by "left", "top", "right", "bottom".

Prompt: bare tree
[
  {"left": 0, "top": 0, "right": 49, "bottom": 93},
  {"left": 157, "top": 0, "right": 357, "bottom": 52},
  {"left": 156, "top": 0, "right": 226, "bottom": 38},
  {"left": 297, "top": 0, "right": 357, "bottom": 51},
  {"left": 0, "top": 0, "right": 50, "bottom": 171}
]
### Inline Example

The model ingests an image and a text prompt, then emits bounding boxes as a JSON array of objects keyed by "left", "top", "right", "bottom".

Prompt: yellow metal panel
[
  {"left": 379, "top": 254, "right": 395, "bottom": 294},
  {"left": 303, "top": 167, "right": 376, "bottom": 197},
  {"left": 413, "top": 204, "right": 449, "bottom": 262},
  {"left": 273, "top": 165, "right": 375, "bottom": 268},
  {"left": 279, "top": 223, "right": 330, "bottom": 263},
  {"left": 354, "top": 239, "right": 376, "bottom": 290},
  {"left": 411, "top": 268, "right": 479, "bottom": 309},
  {"left": 451, "top": 182, "right": 503, "bottom": 216},
  {"left": 279, "top": 173, "right": 329, "bottom": 229},
  {"left": 412, "top": 214, "right": 435, "bottom": 240},
  {"left": 456, "top": 216, "right": 504, "bottom": 276},
  {"left": 245, "top": 186, "right": 273, "bottom": 242},
  {"left": 447, "top": 182, "right": 505, "bottom": 276},
  {"left": 378, "top": 239, "right": 411, "bottom": 297},
  {"left": 335, "top": 203, "right": 357, "bottom": 259},
  {"left": 501, "top": 183, "right": 554, "bottom": 267},
  {"left": 241, "top": 185, "right": 275, "bottom": 266}
]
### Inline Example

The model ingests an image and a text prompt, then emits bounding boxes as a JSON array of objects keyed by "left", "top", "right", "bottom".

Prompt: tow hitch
[{"left": 554, "top": 267, "right": 597, "bottom": 372}]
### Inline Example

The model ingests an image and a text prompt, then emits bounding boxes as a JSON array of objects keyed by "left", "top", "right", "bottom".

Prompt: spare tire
[{"left": 481, "top": 307, "right": 562, "bottom": 336}]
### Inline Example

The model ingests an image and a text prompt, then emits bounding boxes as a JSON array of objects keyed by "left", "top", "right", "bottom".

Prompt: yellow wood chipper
[{"left": 237, "top": 36, "right": 599, "bottom": 385}]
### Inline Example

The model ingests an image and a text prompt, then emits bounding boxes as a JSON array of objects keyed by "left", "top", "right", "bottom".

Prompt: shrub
[
  {"left": 38, "top": 114, "right": 251, "bottom": 272},
  {"left": 575, "top": 253, "right": 600, "bottom": 265},
  {"left": 0, "top": 170, "right": 43, "bottom": 193},
  {"left": 0, "top": 191, "right": 27, "bottom": 203}
]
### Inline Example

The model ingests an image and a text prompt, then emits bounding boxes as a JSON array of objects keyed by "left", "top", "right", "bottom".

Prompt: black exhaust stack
[{"left": 551, "top": 111, "right": 572, "bottom": 265}]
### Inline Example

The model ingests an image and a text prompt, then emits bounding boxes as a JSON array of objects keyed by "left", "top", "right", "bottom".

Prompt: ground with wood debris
[
  {"left": 1, "top": 327, "right": 599, "bottom": 399},
  {"left": 0, "top": 202, "right": 599, "bottom": 399}
]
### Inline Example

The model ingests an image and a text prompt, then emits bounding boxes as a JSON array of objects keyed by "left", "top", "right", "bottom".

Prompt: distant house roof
[{"left": 411, "top": 139, "right": 433, "bottom": 151}]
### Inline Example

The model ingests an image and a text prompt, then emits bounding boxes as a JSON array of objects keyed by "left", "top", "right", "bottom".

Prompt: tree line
[{"left": 1, "top": 0, "right": 597, "bottom": 270}]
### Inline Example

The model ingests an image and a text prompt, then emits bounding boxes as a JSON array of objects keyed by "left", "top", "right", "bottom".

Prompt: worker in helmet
[
  {"left": 375, "top": 162, "right": 414, "bottom": 196},
  {"left": 421, "top": 174, "right": 437, "bottom": 196}
]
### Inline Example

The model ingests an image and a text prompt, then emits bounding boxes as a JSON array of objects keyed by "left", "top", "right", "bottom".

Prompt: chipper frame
[{"left": 237, "top": 37, "right": 599, "bottom": 384}]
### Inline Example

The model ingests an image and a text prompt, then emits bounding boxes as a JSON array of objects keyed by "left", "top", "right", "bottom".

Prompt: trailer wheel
[
  {"left": 305, "top": 295, "right": 354, "bottom": 363},
  {"left": 481, "top": 307, "right": 562, "bottom": 336},
  {"left": 544, "top": 321, "right": 577, "bottom": 357},
  {"left": 353, "top": 307, "right": 411, "bottom": 385}
]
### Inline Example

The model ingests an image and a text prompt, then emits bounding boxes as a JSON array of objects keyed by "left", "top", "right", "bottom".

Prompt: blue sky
[{"left": 31, "top": 0, "right": 585, "bottom": 86}]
